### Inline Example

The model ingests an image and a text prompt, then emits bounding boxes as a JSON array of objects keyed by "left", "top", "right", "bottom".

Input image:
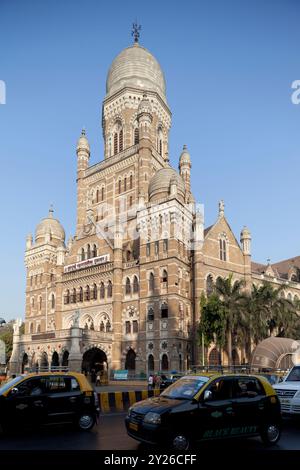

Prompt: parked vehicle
[
  {"left": 0, "top": 372, "right": 99, "bottom": 433},
  {"left": 273, "top": 365, "right": 300, "bottom": 415},
  {"left": 125, "top": 373, "right": 281, "bottom": 450}
]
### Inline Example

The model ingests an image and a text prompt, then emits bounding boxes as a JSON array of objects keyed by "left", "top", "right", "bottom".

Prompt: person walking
[{"left": 148, "top": 374, "right": 154, "bottom": 391}]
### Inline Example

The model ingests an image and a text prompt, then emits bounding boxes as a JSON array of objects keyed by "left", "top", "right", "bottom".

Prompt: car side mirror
[
  {"left": 10, "top": 387, "right": 19, "bottom": 396},
  {"left": 204, "top": 390, "right": 212, "bottom": 401}
]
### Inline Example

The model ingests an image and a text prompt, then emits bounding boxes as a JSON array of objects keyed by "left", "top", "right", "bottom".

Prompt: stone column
[
  {"left": 68, "top": 326, "right": 83, "bottom": 372},
  {"left": 9, "top": 319, "right": 22, "bottom": 375}
]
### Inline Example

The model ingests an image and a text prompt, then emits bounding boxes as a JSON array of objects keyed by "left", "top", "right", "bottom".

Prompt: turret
[
  {"left": 137, "top": 93, "right": 153, "bottom": 141},
  {"left": 76, "top": 129, "right": 90, "bottom": 236},
  {"left": 179, "top": 145, "right": 191, "bottom": 194},
  {"left": 240, "top": 226, "right": 251, "bottom": 256}
]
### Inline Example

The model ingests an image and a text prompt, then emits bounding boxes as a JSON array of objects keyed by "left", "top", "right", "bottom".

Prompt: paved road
[{"left": 1, "top": 414, "right": 300, "bottom": 450}]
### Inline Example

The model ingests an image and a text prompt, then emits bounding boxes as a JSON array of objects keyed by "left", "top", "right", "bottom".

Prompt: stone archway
[
  {"left": 125, "top": 348, "right": 136, "bottom": 372},
  {"left": 161, "top": 354, "right": 169, "bottom": 371},
  {"left": 62, "top": 350, "right": 69, "bottom": 368},
  {"left": 51, "top": 351, "right": 59, "bottom": 370},
  {"left": 82, "top": 347, "right": 108, "bottom": 379},
  {"left": 148, "top": 354, "right": 154, "bottom": 373},
  {"left": 22, "top": 353, "right": 29, "bottom": 373},
  {"left": 40, "top": 351, "right": 49, "bottom": 371}
]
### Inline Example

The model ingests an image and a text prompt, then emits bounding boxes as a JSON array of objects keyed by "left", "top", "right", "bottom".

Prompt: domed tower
[
  {"left": 102, "top": 30, "right": 171, "bottom": 163},
  {"left": 24, "top": 208, "right": 66, "bottom": 335}
]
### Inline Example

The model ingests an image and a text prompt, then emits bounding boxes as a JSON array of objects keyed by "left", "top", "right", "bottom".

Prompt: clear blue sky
[{"left": 0, "top": 0, "right": 299, "bottom": 320}]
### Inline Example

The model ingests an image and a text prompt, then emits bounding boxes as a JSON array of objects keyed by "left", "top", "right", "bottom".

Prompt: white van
[{"left": 273, "top": 365, "right": 300, "bottom": 415}]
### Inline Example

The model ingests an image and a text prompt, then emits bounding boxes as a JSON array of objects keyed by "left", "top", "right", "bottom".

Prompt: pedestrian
[
  {"left": 155, "top": 374, "right": 162, "bottom": 390},
  {"left": 148, "top": 374, "right": 154, "bottom": 391},
  {"left": 96, "top": 372, "right": 101, "bottom": 386}
]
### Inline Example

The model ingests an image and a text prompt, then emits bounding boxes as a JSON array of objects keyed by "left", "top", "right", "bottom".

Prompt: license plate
[
  {"left": 280, "top": 398, "right": 291, "bottom": 404},
  {"left": 129, "top": 422, "right": 138, "bottom": 431}
]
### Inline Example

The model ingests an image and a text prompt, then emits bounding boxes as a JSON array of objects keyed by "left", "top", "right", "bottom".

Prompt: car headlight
[
  {"left": 143, "top": 412, "right": 161, "bottom": 425},
  {"left": 127, "top": 406, "right": 133, "bottom": 417},
  {"left": 295, "top": 390, "right": 300, "bottom": 398}
]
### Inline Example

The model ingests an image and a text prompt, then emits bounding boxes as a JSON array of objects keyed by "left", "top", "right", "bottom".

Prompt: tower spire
[{"left": 132, "top": 20, "right": 141, "bottom": 43}]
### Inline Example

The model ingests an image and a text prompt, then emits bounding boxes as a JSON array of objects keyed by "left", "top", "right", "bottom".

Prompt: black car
[
  {"left": 0, "top": 372, "right": 99, "bottom": 433},
  {"left": 125, "top": 373, "right": 281, "bottom": 450}
]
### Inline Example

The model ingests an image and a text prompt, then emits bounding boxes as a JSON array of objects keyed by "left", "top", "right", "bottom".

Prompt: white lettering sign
[{"left": 64, "top": 254, "right": 110, "bottom": 273}]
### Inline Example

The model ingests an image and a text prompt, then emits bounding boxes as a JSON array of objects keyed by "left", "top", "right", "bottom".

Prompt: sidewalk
[{"left": 94, "top": 380, "right": 148, "bottom": 393}]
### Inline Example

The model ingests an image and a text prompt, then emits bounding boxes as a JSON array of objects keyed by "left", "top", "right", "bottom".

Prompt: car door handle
[{"left": 69, "top": 397, "right": 77, "bottom": 403}]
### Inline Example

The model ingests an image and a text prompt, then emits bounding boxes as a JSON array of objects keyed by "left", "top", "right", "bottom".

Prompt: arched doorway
[
  {"left": 208, "top": 347, "right": 221, "bottom": 367},
  {"left": 51, "top": 351, "right": 59, "bottom": 370},
  {"left": 82, "top": 347, "right": 108, "bottom": 376},
  {"left": 62, "top": 350, "right": 69, "bottom": 368},
  {"left": 40, "top": 352, "right": 49, "bottom": 372},
  {"left": 232, "top": 349, "right": 240, "bottom": 366},
  {"left": 161, "top": 354, "right": 169, "bottom": 371},
  {"left": 22, "top": 353, "right": 29, "bottom": 373},
  {"left": 125, "top": 349, "right": 136, "bottom": 377},
  {"left": 148, "top": 354, "right": 154, "bottom": 373}
]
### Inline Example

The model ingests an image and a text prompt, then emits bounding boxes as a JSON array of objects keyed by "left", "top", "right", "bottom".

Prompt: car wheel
[
  {"left": 77, "top": 413, "right": 95, "bottom": 431},
  {"left": 260, "top": 423, "right": 281, "bottom": 446},
  {"left": 170, "top": 433, "right": 191, "bottom": 451}
]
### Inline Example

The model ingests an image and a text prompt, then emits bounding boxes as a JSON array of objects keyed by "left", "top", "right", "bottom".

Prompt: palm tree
[{"left": 215, "top": 274, "right": 247, "bottom": 366}]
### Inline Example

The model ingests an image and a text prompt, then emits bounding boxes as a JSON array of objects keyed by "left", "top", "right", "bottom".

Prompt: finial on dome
[
  {"left": 132, "top": 20, "right": 141, "bottom": 43},
  {"left": 81, "top": 128, "right": 86, "bottom": 136},
  {"left": 49, "top": 204, "right": 54, "bottom": 218}
]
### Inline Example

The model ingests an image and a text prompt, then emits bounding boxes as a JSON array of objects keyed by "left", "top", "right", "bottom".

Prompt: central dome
[{"left": 106, "top": 43, "right": 166, "bottom": 100}]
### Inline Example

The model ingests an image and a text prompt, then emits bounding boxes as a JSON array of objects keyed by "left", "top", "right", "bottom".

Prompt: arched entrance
[
  {"left": 82, "top": 347, "right": 108, "bottom": 375},
  {"left": 62, "top": 350, "right": 69, "bottom": 368},
  {"left": 40, "top": 352, "right": 49, "bottom": 371},
  {"left": 161, "top": 354, "right": 169, "bottom": 371},
  {"left": 208, "top": 347, "right": 221, "bottom": 367},
  {"left": 22, "top": 353, "right": 29, "bottom": 373},
  {"left": 125, "top": 349, "right": 136, "bottom": 376},
  {"left": 51, "top": 351, "right": 59, "bottom": 370},
  {"left": 148, "top": 354, "right": 154, "bottom": 373}
]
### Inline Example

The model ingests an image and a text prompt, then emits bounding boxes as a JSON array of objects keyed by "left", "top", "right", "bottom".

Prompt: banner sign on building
[
  {"left": 113, "top": 370, "right": 128, "bottom": 380},
  {"left": 64, "top": 254, "right": 110, "bottom": 273}
]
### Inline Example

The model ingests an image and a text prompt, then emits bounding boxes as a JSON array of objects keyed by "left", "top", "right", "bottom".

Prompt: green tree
[
  {"left": 214, "top": 274, "right": 247, "bottom": 366},
  {"left": 198, "top": 292, "right": 225, "bottom": 365}
]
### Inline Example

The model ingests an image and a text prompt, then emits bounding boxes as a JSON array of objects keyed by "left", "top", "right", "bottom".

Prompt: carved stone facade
[{"left": 10, "top": 38, "right": 300, "bottom": 375}]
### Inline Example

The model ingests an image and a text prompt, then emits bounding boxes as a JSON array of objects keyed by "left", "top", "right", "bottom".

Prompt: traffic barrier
[{"left": 98, "top": 388, "right": 161, "bottom": 413}]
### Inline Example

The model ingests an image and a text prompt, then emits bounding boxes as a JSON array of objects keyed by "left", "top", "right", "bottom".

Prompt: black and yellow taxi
[
  {"left": 125, "top": 373, "right": 281, "bottom": 450},
  {"left": 0, "top": 372, "right": 99, "bottom": 433}
]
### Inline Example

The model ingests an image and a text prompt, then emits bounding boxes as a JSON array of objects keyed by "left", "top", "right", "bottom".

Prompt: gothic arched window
[
  {"left": 114, "top": 132, "right": 118, "bottom": 155},
  {"left": 87, "top": 244, "right": 91, "bottom": 259},
  {"left": 51, "top": 294, "right": 55, "bottom": 310},
  {"left": 147, "top": 307, "right": 154, "bottom": 321},
  {"left": 101, "top": 187, "right": 104, "bottom": 201},
  {"left": 107, "top": 280, "right": 112, "bottom": 298},
  {"left": 130, "top": 174, "right": 133, "bottom": 189},
  {"left": 96, "top": 189, "right": 99, "bottom": 203},
  {"left": 125, "top": 277, "right": 131, "bottom": 295},
  {"left": 85, "top": 285, "right": 90, "bottom": 301},
  {"left": 162, "top": 270, "right": 168, "bottom": 284},
  {"left": 100, "top": 282, "right": 105, "bottom": 299},
  {"left": 124, "top": 176, "right": 127, "bottom": 191},
  {"left": 206, "top": 275, "right": 214, "bottom": 296},
  {"left": 118, "top": 179, "right": 122, "bottom": 194},
  {"left": 93, "top": 283, "right": 97, "bottom": 300},
  {"left": 134, "top": 127, "right": 139, "bottom": 144},
  {"left": 149, "top": 272, "right": 155, "bottom": 292},
  {"left": 79, "top": 287, "right": 83, "bottom": 302},
  {"left": 81, "top": 247, "right": 85, "bottom": 261},
  {"left": 92, "top": 244, "right": 97, "bottom": 258},
  {"left": 161, "top": 303, "right": 168, "bottom": 318},
  {"left": 219, "top": 239, "right": 227, "bottom": 261},
  {"left": 133, "top": 276, "right": 139, "bottom": 293},
  {"left": 119, "top": 128, "right": 123, "bottom": 152}
]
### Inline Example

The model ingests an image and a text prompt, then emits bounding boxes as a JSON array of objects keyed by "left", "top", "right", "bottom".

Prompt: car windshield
[
  {"left": 0, "top": 376, "right": 23, "bottom": 395},
  {"left": 161, "top": 376, "right": 209, "bottom": 399},
  {"left": 286, "top": 367, "right": 300, "bottom": 381}
]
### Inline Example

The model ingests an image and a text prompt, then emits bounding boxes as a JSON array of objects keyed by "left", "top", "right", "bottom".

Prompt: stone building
[{"left": 10, "top": 35, "right": 300, "bottom": 375}]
